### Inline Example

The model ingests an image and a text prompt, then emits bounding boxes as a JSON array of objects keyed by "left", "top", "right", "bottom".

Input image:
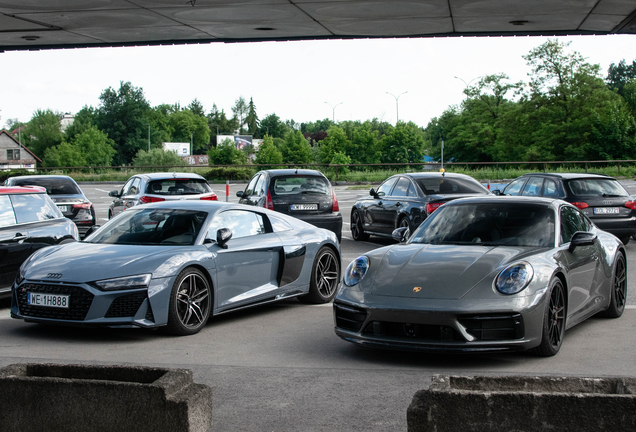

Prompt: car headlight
[
  {"left": 93, "top": 274, "right": 152, "bottom": 291},
  {"left": 495, "top": 262, "right": 534, "bottom": 295},
  {"left": 344, "top": 256, "right": 369, "bottom": 287}
]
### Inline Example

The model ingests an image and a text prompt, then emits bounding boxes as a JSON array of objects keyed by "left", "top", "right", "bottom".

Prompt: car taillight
[
  {"left": 332, "top": 188, "right": 339, "bottom": 212},
  {"left": 72, "top": 203, "right": 92, "bottom": 209},
  {"left": 264, "top": 190, "right": 274, "bottom": 210},
  {"left": 426, "top": 202, "right": 444, "bottom": 213},
  {"left": 139, "top": 196, "right": 165, "bottom": 204},
  {"left": 571, "top": 202, "right": 589, "bottom": 210},
  {"left": 200, "top": 194, "right": 218, "bottom": 201},
  {"left": 625, "top": 201, "right": 636, "bottom": 210}
]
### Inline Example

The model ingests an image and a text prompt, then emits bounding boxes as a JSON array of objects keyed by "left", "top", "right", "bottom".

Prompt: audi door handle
[{"left": 13, "top": 234, "right": 28, "bottom": 241}]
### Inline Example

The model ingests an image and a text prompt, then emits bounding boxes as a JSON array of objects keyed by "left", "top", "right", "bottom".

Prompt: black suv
[
  {"left": 494, "top": 173, "right": 636, "bottom": 244},
  {"left": 237, "top": 169, "right": 342, "bottom": 242}
]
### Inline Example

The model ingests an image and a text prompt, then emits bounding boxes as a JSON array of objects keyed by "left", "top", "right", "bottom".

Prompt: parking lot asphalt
[{"left": 2, "top": 179, "right": 636, "bottom": 431}]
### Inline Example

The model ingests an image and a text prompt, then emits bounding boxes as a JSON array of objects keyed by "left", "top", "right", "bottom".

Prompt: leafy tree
[
  {"left": 207, "top": 138, "right": 247, "bottom": 165},
  {"left": 43, "top": 142, "right": 86, "bottom": 167},
  {"left": 4, "top": 118, "right": 24, "bottom": 133},
  {"left": 606, "top": 59, "right": 636, "bottom": 96},
  {"left": 63, "top": 106, "right": 96, "bottom": 141},
  {"left": 232, "top": 96, "right": 248, "bottom": 134},
  {"left": 207, "top": 104, "right": 234, "bottom": 142},
  {"left": 21, "top": 109, "right": 63, "bottom": 159},
  {"left": 133, "top": 148, "right": 187, "bottom": 167},
  {"left": 281, "top": 130, "right": 312, "bottom": 164},
  {"left": 345, "top": 121, "right": 382, "bottom": 164},
  {"left": 379, "top": 122, "right": 425, "bottom": 163},
  {"left": 317, "top": 126, "right": 350, "bottom": 164},
  {"left": 187, "top": 98, "right": 206, "bottom": 117},
  {"left": 168, "top": 109, "right": 210, "bottom": 154},
  {"left": 69, "top": 126, "right": 116, "bottom": 166},
  {"left": 329, "top": 151, "right": 352, "bottom": 174},
  {"left": 259, "top": 113, "right": 289, "bottom": 138},
  {"left": 254, "top": 135, "right": 283, "bottom": 165},
  {"left": 301, "top": 119, "right": 333, "bottom": 135},
  {"left": 246, "top": 97, "right": 260, "bottom": 138}
]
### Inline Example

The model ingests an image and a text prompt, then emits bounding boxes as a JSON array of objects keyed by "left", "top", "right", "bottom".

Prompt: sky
[{"left": 1, "top": 34, "right": 634, "bottom": 129}]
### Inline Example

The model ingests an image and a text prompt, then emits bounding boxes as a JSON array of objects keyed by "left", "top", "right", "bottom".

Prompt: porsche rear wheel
[
  {"left": 165, "top": 267, "right": 212, "bottom": 336},
  {"left": 532, "top": 278, "right": 566, "bottom": 357},
  {"left": 299, "top": 246, "right": 340, "bottom": 304},
  {"left": 602, "top": 253, "right": 626, "bottom": 318},
  {"left": 351, "top": 211, "right": 369, "bottom": 241}
]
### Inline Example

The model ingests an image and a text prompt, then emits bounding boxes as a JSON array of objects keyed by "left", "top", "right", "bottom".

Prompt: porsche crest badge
[{"left": 413, "top": 287, "right": 422, "bottom": 293}]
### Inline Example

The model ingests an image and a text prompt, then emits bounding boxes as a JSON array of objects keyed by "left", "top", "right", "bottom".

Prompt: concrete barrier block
[
  {"left": 408, "top": 374, "right": 636, "bottom": 432},
  {"left": 0, "top": 363, "right": 212, "bottom": 432}
]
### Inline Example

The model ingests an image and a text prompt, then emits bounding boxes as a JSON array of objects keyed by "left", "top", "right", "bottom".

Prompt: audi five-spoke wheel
[
  {"left": 166, "top": 267, "right": 212, "bottom": 335},
  {"left": 299, "top": 246, "right": 341, "bottom": 304},
  {"left": 351, "top": 211, "right": 369, "bottom": 241},
  {"left": 602, "top": 253, "right": 627, "bottom": 318},
  {"left": 533, "top": 278, "right": 566, "bottom": 357}
]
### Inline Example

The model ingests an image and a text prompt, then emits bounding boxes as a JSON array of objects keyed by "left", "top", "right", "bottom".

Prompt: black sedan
[
  {"left": 0, "top": 186, "right": 79, "bottom": 299},
  {"left": 493, "top": 173, "right": 636, "bottom": 244},
  {"left": 4, "top": 175, "right": 96, "bottom": 238},
  {"left": 350, "top": 172, "right": 491, "bottom": 241}
]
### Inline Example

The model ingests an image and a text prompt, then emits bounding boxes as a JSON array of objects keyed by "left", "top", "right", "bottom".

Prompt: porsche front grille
[
  {"left": 334, "top": 303, "right": 367, "bottom": 332},
  {"left": 458, "top": 313, "right": 524, "bottom": 340}
]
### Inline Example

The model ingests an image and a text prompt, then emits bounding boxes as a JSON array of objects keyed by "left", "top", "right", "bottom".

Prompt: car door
[
  {"left": 380, "top": 176, "right": 410, "bottom": 233},
  {"left": 559, "top": 205, "right": 601, "bottom": 322},
  {"left": 206, "top": 209, "right": 283, "bottom": 310},
  {"left": 365, "top": 176, "right": 398, "bottom": 233},
  {"left": 111, "top": 178, "right": 135, "bottom": 217},
  {"left": 0, "top": 195, "right": 31, "bottom": 293},
  {"left": 239, "top": 174, "right": 263, "bottom": 206}
]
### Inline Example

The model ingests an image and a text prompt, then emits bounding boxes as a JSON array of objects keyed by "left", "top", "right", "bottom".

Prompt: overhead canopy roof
[{"left": 1, "top": 0, "right": 635, "bottom": 52}]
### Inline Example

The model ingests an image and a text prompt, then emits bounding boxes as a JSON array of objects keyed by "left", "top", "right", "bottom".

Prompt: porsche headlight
[
  {"left": 495, "top": 262, "right": 534, "bottom": 295},
  {"left": 344, "top": 256, "right": 369, "bottom": 287},
  {"left": 93, "top": 274, "right": 152, "bottom": 291}
]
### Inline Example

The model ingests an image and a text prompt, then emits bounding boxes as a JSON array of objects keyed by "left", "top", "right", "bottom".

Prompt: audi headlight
[
  {"left": 93, "top": 274, "right": 152, "bottom": 291},
  {"left": 344, "top": 256, "right": 369, "bottom": 287},
  {"left": 495, "top": 262, "right": 534, "bottom": 295}
]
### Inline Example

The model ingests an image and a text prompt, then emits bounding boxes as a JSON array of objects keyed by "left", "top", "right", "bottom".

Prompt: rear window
[
  {"left": 271, "top": 176, "right": 330, "bottom": 196},
  {"left": 9, "top": 193, "right": 63, "bottom": 223},
  {"left": 416, "top": 177, "right": 488, "bottom": 195},
  {"left": 11, "top": 177, "right": 81, "bottom": 195},
  {"left": 567, "top": 179, "right": 628, "bottom": 197},
  {"left": 146, "top": 179, "right": 212, "bottom": 196}
]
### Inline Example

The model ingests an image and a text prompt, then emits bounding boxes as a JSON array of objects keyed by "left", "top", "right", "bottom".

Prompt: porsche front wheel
[
  {"left": 532, "top": 278, "right": 566, "bottom": 357},
  {"left": 165, "top": 267, "right": 212, "bottom": 336},
  {"left": 602, "top": 253, "right": 626, "bottom": 318}
]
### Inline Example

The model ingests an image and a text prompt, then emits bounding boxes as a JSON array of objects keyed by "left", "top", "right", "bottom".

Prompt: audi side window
[
  {"left": 391, "top": 178, "right": 410, "bottom": 198},
  {"left": 377, "top": 177, "right": 398, "bottom": 197},
  {"left": 407, "top": 181, "right": 418, "bottom": 197}
]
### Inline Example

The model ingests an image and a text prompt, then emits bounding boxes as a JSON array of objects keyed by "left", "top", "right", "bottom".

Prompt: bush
[
  {"left": 0, "top": 168, "right": 32, "bottom": 183},
  {"left": 202, "top": 167, "right": 254, "bottom": 181}
]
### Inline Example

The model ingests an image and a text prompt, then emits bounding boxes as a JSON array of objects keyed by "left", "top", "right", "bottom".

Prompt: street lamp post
[
  {"left": 386, "top": 91, "right": 407, "bottom": 124},
  {"left": 454, "top": 76, "right": 478, "bottom": 97},
  {"left": 324, "top": 101, "right": 343, "bottom": 123}
]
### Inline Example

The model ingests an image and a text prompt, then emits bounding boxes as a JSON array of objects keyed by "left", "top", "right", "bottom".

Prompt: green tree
[
  {"left": 21, "top": 109, "right": 63, "bottom": 159},
  {"left": 317, "top": 126, "right": 350, "bottom": 164},
  {"left": 379, "top": 122, "right": 425, "bottom": 163},
  {"left": 168, "top": 109, "right": 211, "bottom": 154},
  {"left": 232, "top": 96, "right": 248, "bottom": 134},
  {"left": 133, "top": 148, "right": 187, "bottom": 167},
  {"left": 345, "top": 121, "right": 382, "bottom": 164},
  {"left": 246, "top": 97, "right": 260, "bottom": 138},
  {"left": 281, "top": 130, "right": 312, "bottom": 164},
  {"left": 69, "top": 126, "right": 116, "bottom": 166},
  {"left": 606, "top": 59, "right": 636, "bottom": 97},
  {"left": 62, "top": 106, "right": 96, "bottom": 141},
  {"left": 254, "top": 135, "right": 283, "bottom": 165},
  {"left": 259, "top": 113, "right": 289, "bottom": 138},
  {"left": 207, "top": 104, "right": 234, "bottom": 143},
  {"left": 187, "top": 98, "right": 206, "bottom": 117},
  {"left": 207, "top": 138, "right": 247, "bottom": 165},
  {"left": 43, "top": 142, "right": 86, "bottom": 167}
]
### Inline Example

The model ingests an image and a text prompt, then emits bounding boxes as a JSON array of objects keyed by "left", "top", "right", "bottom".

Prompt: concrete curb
[{"left": 0, "top": 363, "right": 213, "bottom": 432}]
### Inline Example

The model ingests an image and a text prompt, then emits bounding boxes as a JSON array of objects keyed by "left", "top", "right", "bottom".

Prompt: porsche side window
[
  {"left": 376, "top": 177, "right": 397, "bottom": 197},
  {"left": 0, "top": 196, "right": 17, "bottom": 227},
  {"left": 560, "top": 206, "right": 587, "bottom": 244},
  {"left": 503, "top": 178, "right": 526, "bottom": 196},
  {"left": 208, "top": 210, "right": 266, "bottom": 240}
]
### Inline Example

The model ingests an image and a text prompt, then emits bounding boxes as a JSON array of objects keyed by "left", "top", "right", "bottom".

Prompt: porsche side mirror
[
  {"left": 370, "top": 188, "right": 379, "bottom": 199},
  {"left": 216, "top": 228, "right": 233, "bottom": 249},
  {"left": 492, "top": 189, "right": 502, "bottom": 196},
  {"left": 568, "top": 231, "right": 596, "bottom": 252},
  {"left": 236, "top": 191, "right": 245, "bottom": 198},
  {"left": 392, "top": 227, "right": 409, "bottom": 243},
  {"left": 109, "top": 190, "right": 120, "bottom": 197}
]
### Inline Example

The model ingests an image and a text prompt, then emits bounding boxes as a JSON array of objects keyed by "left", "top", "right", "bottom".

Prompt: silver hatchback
[{"left": 108, "top": 172, "right": 218, "bottom": 219}]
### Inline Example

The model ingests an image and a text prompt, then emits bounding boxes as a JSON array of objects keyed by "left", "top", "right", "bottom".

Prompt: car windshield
[
  {"left": 11, "top": 177, "right": 81, "bottom": 195},
  {"left": 85, "top": 208, "right": 208, "bottom": 245},
  {"left": 271, "top": 176, "right": 330, "bottom": 196},
  {"left": 410, "top": 202, "right": 555, "bottom": 247},
  {"left": 146, "top": 178, "right": 212, "bottom": 195},
  {"left": 416, "top": 177, "right": 488, "bottom": 195},
  {"left": 567, "top": 179, "right": 628, "bottom": 197}
]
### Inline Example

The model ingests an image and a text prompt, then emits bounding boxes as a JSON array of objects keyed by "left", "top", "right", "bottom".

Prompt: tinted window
[
  {"left": 0, "top": 196, "right": 17, "bottom": 227},
  {"left": 502, "top": 178, "right": 526, "bottom": 196},
  {"left": 10, "top": 193, "right": 62, "bottom": 223},
  {"left": 271, "top": 176, "right": 330, "bottom": 196},
  {"left": 11, "top": 177, "right": 81, "bottom": 195},
  {"left": 411, "top": 202, "right": 555, "bottom": 247},
  {"left": 417, "top": 177, "right": 488, "bottom": 195},
  {"left": 120, "top": 178, "right": 135, "bottom": 196},
  {"left": 207, "top": 210, "right": 266, "bottom": 240},
  {"left": 560, "top": 206, "right": 588, "bottom": 244},
  {"left": 407, "top": 182, "right": 418, "bottom": 197},
  {"left": 391, "top": 177, "right": 410, "bottom": 197},
  {"left": 567, "top": 179, "right": 628, "bottom": 197},
  {"left": 128, "top": 178, "right": 141, "bottom": 195},
  {"left": 254, "top": 175, "right": 266, "bottom": 197},
  {"left": 244, "top": 174, "right": 260, "bottom": 196},
  {"left": 543, "top": 179, "right": 559, "bottom": 198},
  {"left": 377, "top": 177, "right": 398, "bottom": 197},
  {"left": 146, "top": 178, "right": 212, "bottom": 195},
  {"left": 521, "top": 177, "right": 543, "bottom": 197}
]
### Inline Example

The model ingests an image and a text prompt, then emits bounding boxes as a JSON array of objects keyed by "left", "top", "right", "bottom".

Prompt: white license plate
[
  {"left": 594, "top": 207, "right": 620, "bottom": 215},
  {"left": 57, "top": 205, "right": 69, "bottom": 213},
  {"left": 290, "top": 204, "right": 318, "bottom": 211},
  {"left": 27, "top": 292, "right": 70, "bottom": 308}
]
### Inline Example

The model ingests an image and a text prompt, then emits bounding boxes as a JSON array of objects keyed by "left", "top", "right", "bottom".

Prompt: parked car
[
  {"left": 108, "top": 172, "right": 217, "bottom": 219},
  {"left": 350, "top": 172, "right": 492, "bottom": 241},
  {"left": 11, "top": 201, "right": 340, "bottom": 335},
  {"left": 493, "top": 173, "right": 636, "bottom": 244},
  {"left": 4, "top": 175, "right": 96, "bottom": 238},
  {"left": 334, "top": 196, "right": 626, "bottom": 356},
  {"left": 237, "top": 169, "right": 343, "bottom": 242},
  {"left": 0, "top": 186, "right": 79, "bottom": 299}
]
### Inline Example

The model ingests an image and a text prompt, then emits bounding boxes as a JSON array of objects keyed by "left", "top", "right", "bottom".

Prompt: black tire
[
  {"left": 165, "top": 267, "right": 212, "bottom": 336},
  {"left": 532, "top": 278, "right": 566, "bottom": 357},
  {"left": 108, "top": 210, "right": 112, "bottom": 220},
  {"left": 620, "top": 236, "right": 630, "bottom": 245},
  {"left": 602, "top": 253, "right": 626, "bottom": 318},
  {"left": 351, "top": 210, "right": 369, "bottom": 241},
  {"left": 397, "top": 216, "right": 411, "bottom": 239},
  {"left": 299, "top": 246, "right": 340, "bottom": 304}
]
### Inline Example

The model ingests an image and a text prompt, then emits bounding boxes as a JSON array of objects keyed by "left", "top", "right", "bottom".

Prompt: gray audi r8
[
  {"left": 334, "top": 197, "right": 627, "bottom": 356},
  {"left": 11, "top": 201, "right": 340, "bottom": 336}
]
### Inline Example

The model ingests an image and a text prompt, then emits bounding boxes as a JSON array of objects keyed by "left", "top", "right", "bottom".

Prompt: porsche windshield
[
  {"left": 85, "top": 209, "right": 208, "bottom": 245},
  {"left": 411, "top": 202, "right": 555, "bottom": 247}
]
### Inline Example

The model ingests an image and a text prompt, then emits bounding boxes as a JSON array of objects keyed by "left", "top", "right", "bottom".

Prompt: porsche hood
[{"left": 368, "top": 244, "right": 532, "bottom": 299}]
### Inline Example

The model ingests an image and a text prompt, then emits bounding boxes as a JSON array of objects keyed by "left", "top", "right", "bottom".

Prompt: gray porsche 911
[
  {"left": 334, "top": 197, "right": 627, "bottom": 356},
  {"left": 11, "top": 201, "right": 340, "bottom": 336}
]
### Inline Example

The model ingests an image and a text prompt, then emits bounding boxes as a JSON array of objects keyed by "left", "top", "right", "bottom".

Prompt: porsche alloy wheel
[
  {"left": 533, "top": 278, "right": 566, "bottom": 357},
  {"left": 351, "top": 211, "right": 369, "bottom": 241},
  {"left": 300, "top": 247, "right": 340, "bottom": 304},
  {"left": 166, "top": 268, "right": 212, "bottom": 335},
  {"left": 603, "top": 253, "right": 626, "bottom": 318}
]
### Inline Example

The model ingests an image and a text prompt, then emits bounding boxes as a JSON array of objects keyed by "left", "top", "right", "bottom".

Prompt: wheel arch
[
  {"left": 177, "top": 263, "right": 215, "bottom": 311},
  {"left": 552, "top": 270, "right": 569, "bottom": 312}
]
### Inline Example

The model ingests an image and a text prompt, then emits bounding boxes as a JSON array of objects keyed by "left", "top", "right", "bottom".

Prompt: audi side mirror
[{"left": 216, "top": 228, "right": 233, "bottom": 249}]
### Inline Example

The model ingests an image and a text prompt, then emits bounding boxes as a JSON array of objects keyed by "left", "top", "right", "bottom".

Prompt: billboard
[
  {"left": 163, "top": 142, "right": 190, "bottom": 156},
  {"left": 217, "top": 135, "right": 253, "bottom": 150}
]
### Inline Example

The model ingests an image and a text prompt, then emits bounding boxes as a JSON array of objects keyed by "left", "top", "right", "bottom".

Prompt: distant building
[
  {"left": 60, "top": 113, "right": 74, "bottom": 132},
  {"left": 0, "top": 130, "right": 41, "bottom": 172}
]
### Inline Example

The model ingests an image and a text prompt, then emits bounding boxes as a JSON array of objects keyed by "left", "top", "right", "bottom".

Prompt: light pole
[
  {"left": 386, "top": 91, "right": 407, "bottom": 124},
  {"left": 454, "top": 76, "right": 478, "bottom": 97},
  {"left": 324, "top": 101, "right": 343, "bottom": 123}
]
